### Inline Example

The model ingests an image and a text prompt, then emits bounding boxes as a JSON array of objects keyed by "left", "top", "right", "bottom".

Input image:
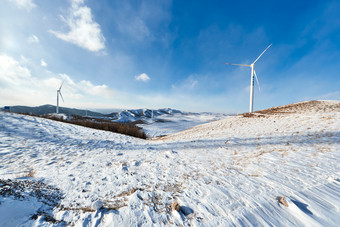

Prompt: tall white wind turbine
[
  {"left": 225, "top": 44, "right": 272, "bottom": 113},
  {"left": 56, "top": 81, "right": 64, "bottom": 114}
]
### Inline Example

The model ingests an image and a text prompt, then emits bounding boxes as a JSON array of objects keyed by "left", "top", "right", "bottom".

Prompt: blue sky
[{"left": 1, "top": 0, "right": 339, "bottom": 113}]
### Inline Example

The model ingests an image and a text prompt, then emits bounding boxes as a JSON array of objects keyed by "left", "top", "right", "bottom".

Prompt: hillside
[
  {"left": 5, "top": 105, "right": 227, "bottom": 137},
  {"left": 0, "top": 100, "right": 339, "bottom": 226},
  {"left": 256, "top": 100, "right": 340, "bottom": 115},
  {"left": 8, "top": 104, "right": 104, "bottom": 117},
  {"left": 162, "top": 100, "right": 340, "bottom": 141}
]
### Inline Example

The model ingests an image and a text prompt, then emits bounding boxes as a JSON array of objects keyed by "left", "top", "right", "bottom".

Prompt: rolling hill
[{"left": 0, "top": 100, "right": 339, "bottom": 226}]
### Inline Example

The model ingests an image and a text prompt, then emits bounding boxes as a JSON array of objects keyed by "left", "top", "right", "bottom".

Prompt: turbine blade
[
  {"left": 224, "top": 63, "right": 250, "bottom": 67},
  {"left": 59, "top": 91, "right": 64, "bottom": 102},
  {"left": 59, "top": 80, "right": 64, "bottom": 90},
  {"left": 254, "top": 70, "right": 261, "bottom": 91},
  {"left": 252, "top": 44, "right": 272, "bottom": 64}
]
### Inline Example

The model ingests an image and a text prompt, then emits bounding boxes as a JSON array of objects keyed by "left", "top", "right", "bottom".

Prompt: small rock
[
  {"left": 92, "top": 200, "right": 103, "bottom": 210},
  {"left": 171, "top": 201, "right": 181, "bottom": 212},
  {"left": 134, "top": 161, "right": 141, "bottom": 166},
  {"left": 280, "top": 196, "right": 288, "bottom": 207},
  {"left": 106, "top": 162, "right": 112, "bottom": 167},
  {"left": 181, "top": 206, "right": 194, "bottom": 216}
]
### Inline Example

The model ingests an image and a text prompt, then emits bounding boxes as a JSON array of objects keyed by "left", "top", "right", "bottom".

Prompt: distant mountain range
[
  {"left": 3, "top": 104, "right": 194, "bottom": 123},
  {"left": 6, "top": 105, "right": 104, "bottom": 117}
]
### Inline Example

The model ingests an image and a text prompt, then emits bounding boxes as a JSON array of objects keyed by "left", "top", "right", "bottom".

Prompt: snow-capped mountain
[{"left": 5, "top": 105, "right": 228, "bottom": 137}]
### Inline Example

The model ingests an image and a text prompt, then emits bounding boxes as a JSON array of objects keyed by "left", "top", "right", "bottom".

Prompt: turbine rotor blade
[
  {"left": 59, "top": 91, "right": 64, "bottom": 102},
  {"left": 254, "top": 70, "right": 261, "bottom": 91},
  {"left": 59, "top": 80, "right": 64, "bottom": 90},
  {"left": 252, "top": 44, "right": 272, "bottom": 64},
  {"left": 224, "top": 63, "right": 250, "bottom": 67}
]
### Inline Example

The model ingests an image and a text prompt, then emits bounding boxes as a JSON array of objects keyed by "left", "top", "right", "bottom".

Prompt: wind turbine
[
  {"left": 225, "top": 44, "right": 272, "bottom": 113},
  {"left": 56, "top": 81, "right": 64, "bottom": 114}
]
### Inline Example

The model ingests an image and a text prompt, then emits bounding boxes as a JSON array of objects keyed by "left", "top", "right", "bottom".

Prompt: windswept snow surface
[
  {"left": 0, "top": 100, "right": 340, "bottom": 226},
  {"left": 139, "top": 112, "right": 228, "bottom": 137},
  {"left": 110, "top": 108, "right": 228, "bottom": 137}
]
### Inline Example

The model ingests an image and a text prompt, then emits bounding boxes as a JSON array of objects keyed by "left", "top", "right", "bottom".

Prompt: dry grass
[
  {"left": 18, "top": 112, "right": 147, "bottom": 139},
  {"left": 115, "top": 187, "right": 144, "bottom": 198},
  {"left": 27, "top": 169, "right": 36, "bottom": 177},
  {"left": 256, "top": 100, "right": 340, "bottom": 115},
  {"left": 239, "top": 113, "right": 267, "bottom": 118},
  {"left": 16, "top": 169, "right": 36, "bottom": 178},
  {"left": 61, "top": 202, "right": 128, "bottom": 212},
  {"left": 61, "top": 207, "right": 96, "bottom": 212}
]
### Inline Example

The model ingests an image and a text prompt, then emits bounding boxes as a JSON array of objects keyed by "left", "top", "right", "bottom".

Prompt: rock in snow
[{"left": 92, "top": 200, "right": 103, "bottom": 210}]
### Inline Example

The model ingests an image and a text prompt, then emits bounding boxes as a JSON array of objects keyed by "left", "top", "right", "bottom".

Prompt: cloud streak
[
  {"left": 135, "top": 73, "right": 150, "bottom": 82},
  {"left": 40, "top": 59, "right": 47, "bottom": 67},
  {"left": 0, "top": 55, "right": 31, "bottom": 86},
  {"left": 9, "top": 0, "right": 36, "bottom": 11},
  {"left": 172, "top": 75, "right": 198, "bottom": 90},
  {"left": 50, "top": 0, "right": 105, "bottom": 52},
  {"left": 28, "top": 34, "right": 39, "bottom": 43}
]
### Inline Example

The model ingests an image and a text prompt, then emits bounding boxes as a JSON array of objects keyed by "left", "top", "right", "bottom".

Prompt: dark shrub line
[{"left": 19, "top": 112, "right": 147, "bottom": 139}]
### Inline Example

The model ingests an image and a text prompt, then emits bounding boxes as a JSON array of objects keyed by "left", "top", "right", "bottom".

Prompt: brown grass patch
[
  {"left": 256, "top": 100, "right": 340, "bottom": 115},
  {"left": 27, "top": 169, "right": 36, "bottom": 177},
  {"left": 115, "top": 187, "right": 144, "bottom": 198},
  {"left": 239, "top": 113, "right": 266, "bottom": 118},
  {"left": 16, "top": 169, "right": 36, "bottom": 178},
  {"left": 19, "top": 113, "right": 147, "bottom": 139}
]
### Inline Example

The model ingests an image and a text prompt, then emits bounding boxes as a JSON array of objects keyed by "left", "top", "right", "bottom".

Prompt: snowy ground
[
  {"left": 138, "top": 112, "right": 228, "bottom": 137},
  {"left": 0, "top": 100, "right": 339, "bottom": 226}
]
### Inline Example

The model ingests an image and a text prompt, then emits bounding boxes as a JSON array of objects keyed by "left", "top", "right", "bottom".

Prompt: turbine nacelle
[
  {"left": 224, "top": 44, "right": 272, "bottom": 112},
  {"left": 56, "top": 81, "right": 65, "bottom": 114},
  {"left": 58, "top": 90, "right": 64, "bottom": 102}
]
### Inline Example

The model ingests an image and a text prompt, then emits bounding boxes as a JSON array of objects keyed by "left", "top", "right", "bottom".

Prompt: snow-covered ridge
[
  {"left": 110, "top": 108, "right": 184, "bottom": 122},
  {"left": 0, "top": 100, "right": 339, "bottom": 226},
  {"left": 162, "top": 100, "right": 340, "bottom": 141},
  {"left": 255, "top": 100, "right": 340, "bottom": 114},
  {"left": 5, "top": 105, "right": 229, "bottom": 137}
]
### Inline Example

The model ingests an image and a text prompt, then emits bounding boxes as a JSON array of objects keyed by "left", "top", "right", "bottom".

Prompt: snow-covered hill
[
  {"left": 137, "top": 110, "right": 228, "bottom": 137},
  {"left": 5, "top": 105, "right": 228, "bottom": 137},
  {"left": 0, "top": 100, "right": 339, "bottom": 226}
]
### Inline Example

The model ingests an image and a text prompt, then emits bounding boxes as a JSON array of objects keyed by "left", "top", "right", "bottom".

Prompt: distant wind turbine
[
  {"left": 56, "top": 81, "right": 64, "bottom": 114},
  {"left": 225, "top": 44, "right": 272, "bottom": 113}
]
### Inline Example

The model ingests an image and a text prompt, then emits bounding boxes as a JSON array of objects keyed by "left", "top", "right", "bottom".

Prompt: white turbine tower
[
  {"left": 225, "top": 44, "right": 272, "bottom": 113},
  {"left": 56, "top": 81, "right": 64, "bottom": 114}
]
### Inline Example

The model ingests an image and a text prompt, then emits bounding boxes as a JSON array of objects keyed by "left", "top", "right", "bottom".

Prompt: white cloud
[
  {"left": 40, "top": 59, "right": 47, "bottom": 67},
  {"left": 135, "top": 73, "right": 150, "bottom": 82},
  {"left": 79, "top": 80, "right": 115, "bottom": 98},
  {"left": 0, "top": 54, "right": 115, "bottom": 107},
  {"left": 318, "top": 90, "right": 340, "bottom": 100},
  {"left": 0, "top": 55, "right": 31, "bottom": 86},
  {"left": 172, "top": 75, "right": 198, "bottom": 90},
  {"left": 9, "top": 0, "right": 36, "bottom": 11},
  {"left": 118, "top": 17, "right": 150, "bottom": 42},
  {"left": 59, "top": 73, "right": 76, "bottom": 86},
  {"left": 56, "top": 73, "right": 114, "bottom": 99},
  {"left": 50, "top": 0, "right": 105, "bottom": 52},
  {"left": 112, "top": 1, "right": 171, "bottom": 43},
  {"left": 28, "top": 34, "right": 39, "bottom": 43},
  {"left": 72, "top": 0, "right": 84, "bottom": 6}
]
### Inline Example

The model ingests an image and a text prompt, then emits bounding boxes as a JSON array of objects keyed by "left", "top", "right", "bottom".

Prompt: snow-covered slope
[
  {"left": 6, "top": 105, "right": 228, "bottom": 138},
  {"left": 0, "top": 100, "right": 339, "bottom": 226},
  {"left": 111, "top": 108, "right": 228, "bottom": 137},
  {"left": 139, "top": 111, "right": 228, "bottom": 137}
]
